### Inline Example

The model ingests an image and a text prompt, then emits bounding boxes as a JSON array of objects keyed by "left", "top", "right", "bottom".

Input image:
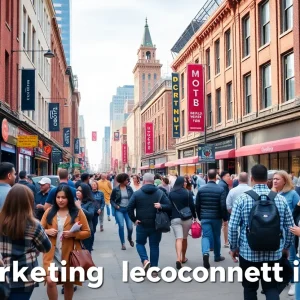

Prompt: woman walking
[
  {"left": 158, "top": 177, "right": 171, "bottom": 193},
  {"left": 91, "top": 180, "right": 105, "bottom": 232},
  {"left": 110, "top": 173, "right": 134, "bottom": 250},
  {"left": 0, "top": 184, "right": 51, "bottom": 300},
  {"left": 76, "top": 183, "right": 95, "bottom": 252},
  {"left": 169, "top": 177, "right": 197, "bottom": 270},
  {"left": 131, "top": 175, "right": 141, "bottom": 192},
  {"left": 41, "top": 185, "right": 90, "bottom": 300}
]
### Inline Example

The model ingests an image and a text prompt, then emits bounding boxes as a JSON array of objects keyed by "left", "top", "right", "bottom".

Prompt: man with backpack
[{"left": 228, "top": 164, "right": 294, "bottom": 300}]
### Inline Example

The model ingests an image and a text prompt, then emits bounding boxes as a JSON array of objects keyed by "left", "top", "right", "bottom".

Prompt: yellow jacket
[{"left": 98, "top": 179, "right": 112, "bottom": 204}]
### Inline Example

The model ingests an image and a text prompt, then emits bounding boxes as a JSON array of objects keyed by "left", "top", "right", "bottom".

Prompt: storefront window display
[
  {"left": 19, "top": 155, "right": 31, "bottom": 174},
  {"left": 279, "top": 152, "right": 289, "bottom": 171}
]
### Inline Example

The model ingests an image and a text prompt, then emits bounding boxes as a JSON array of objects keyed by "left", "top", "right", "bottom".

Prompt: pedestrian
[
  {"left": 98, "top": 173, "right": 113, "bottom": 221},
  {"left": 196, "top": 173, "right": 206, "bottom": 190},
  {"left": 158, "top": 177, "right": 171, "bottom": 194},
  {"left": 131, "top": 174, "right": 142, "bottom": 192},
  {"left": 41, "top": 185, "right": 90, "bottom": 300},
  {"left": 196, "top": 169, "right": 228, "bottom": 269},
  {"left": 91, "top": 180, "right": 105, "bottom": 232},
  {"left": 75, "top": 183, "right": 95, "bottom": 252},
  {"left": 34, "top": 177, "right": 52, "bottom": 221},
  {"left": 154, "top": 173, "right": 162, "bottom": 186},
  {"left": 18, "top": 170, "right": 37, "bottom": 195},
  {"left": 272, "top": 170, "right": 300, "bottom": 296},
  {"left": 0, "top": 162, "right": 16, "bottom": 209},
  {"left": 110, "top": 173, "right": 134, "bottom": 250},
  {"left": 229, "top": 164, "right": 294, "bottom": 300},
  {"left": 0, "top": 184, "right": 51, "bottom": 300},
  {"left": 127, "top": 173, "right": 171, "bottom": 276},
  {"left": 191, "top": 173, "right": 198, "bottom": 192},
  {"left": 169, "top": 176, "right": 197, "bottom": 269}
]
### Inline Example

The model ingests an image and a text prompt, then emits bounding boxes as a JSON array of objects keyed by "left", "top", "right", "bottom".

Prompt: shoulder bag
[
  {"left": 172, "top": 191, "right": 193, "bottom": 221},
  {"left": 155, "top": 190, "right": 171, "bottom": 233}
]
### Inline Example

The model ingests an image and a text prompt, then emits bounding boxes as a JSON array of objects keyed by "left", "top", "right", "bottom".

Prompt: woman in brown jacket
[{"left": 41, "top": 185, "right": 91, "bottom": 300}]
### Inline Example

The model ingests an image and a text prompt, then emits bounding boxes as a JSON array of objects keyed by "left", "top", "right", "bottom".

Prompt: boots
[{"left": 203, "top": 254, "right": 210, "bottom": 269}]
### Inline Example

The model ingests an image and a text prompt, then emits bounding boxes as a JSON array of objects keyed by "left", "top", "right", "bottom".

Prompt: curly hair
[{"left": 116, "top": 173, "right": 130, "bottom": 184}]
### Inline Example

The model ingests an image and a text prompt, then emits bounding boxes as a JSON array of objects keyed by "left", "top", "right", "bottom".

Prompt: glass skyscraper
[{"left": 53, "top": 0, "right": 71, "bottom": 65}]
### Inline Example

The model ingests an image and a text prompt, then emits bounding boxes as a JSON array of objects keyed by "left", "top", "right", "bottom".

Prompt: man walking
[
  {"left": 229, "top": 164, "right": 294, "bottom": 300},
  {"left": 0, "top": 162, "right": 16, "bottom": 208},
  {"left": 34, "top": 177, "right": 52, "bottom": 220},
  {"left": 196, "top": 169, "right": 228, "bottom": 269},
  {"left": 18, "top": 170, "right": 37, "bottom": 195},
  {"left": 127, "top": 173, "right": 171, "bottom": 275},
  {"left": 98, "top": 173, "right": 113, "bottom": 221}
]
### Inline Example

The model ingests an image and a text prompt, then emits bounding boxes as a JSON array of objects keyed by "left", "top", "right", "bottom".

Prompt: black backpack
[{"left": 245, "top": 190, "right": 282, "bottom": 251}]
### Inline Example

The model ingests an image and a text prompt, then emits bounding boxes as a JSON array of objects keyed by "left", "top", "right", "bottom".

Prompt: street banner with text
[
  {"left": 172, "top": 73, "right": 180, "bottom": 138},
  {"left": 63, "top": 128, "right": 71, "bottom": 147},
  {"left": 145, "top": 122, "right": 154, "bottom": 154},
  {"left": 198, "top": 144, "right": 215, "bottom": 163},
  {"left": 187, "top": 64, "right": 205, "bottom": 132},
  {"left": 48, "top": 103, "right": 60, "bottom": 131},
  {"left": 51, "top": 147, "right": 62, "bottom": 164},
  {"left": 92, "top": 131, "right": 97, "bottom": 141},
  {"left": 122, "top": 143, "right": 128, "bottom": 164},
  {"left": 114, "top": 132, "right": 119, "bottom": 141},
  {"left": 17, "top": 135, "right": 38, "bottom": 148},
  {"left": 21, "top": 69, "right": 35, "bottom": 111},
  {"left": 74, "top": 138, "right": 80, "bottom": 154}
]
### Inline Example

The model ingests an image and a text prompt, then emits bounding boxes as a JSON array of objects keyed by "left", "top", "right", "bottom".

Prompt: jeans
[
  {"left": 99, "top": 209, "right": 104, "bottom": 226},
  {"left": 82, "top": 236, "right": 93, "bottom": 253},
  {"left": 106, "top": 204, "right": 111, "bottom": 216},
  {"left": 8, "top": 288, "right": 34, "bottom": 300},
  {"left": 296, "top": 265, "right": 300, "bottom": 300},
  {"left": 115, "top": 207, "right": 133, "bottom": 244},
  {"left": 136, "top": 225, "right": 162, "bottom": 267},
  {"left": 201, "top": 219, "right": 222, "bottom": 260},
  {"left": 289, "top": 240, "right": 299, "bottom": 283},
  {"left": 92, "top": 214, "right": 98, "bottom": 234},
  {"left": 239, "top": 255, "right": 279, "bottom": 300}
]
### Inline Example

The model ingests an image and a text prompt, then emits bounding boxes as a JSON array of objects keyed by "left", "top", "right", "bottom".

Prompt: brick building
[{"left": 170, "top": 0, "right": 299, "bottom": 175}]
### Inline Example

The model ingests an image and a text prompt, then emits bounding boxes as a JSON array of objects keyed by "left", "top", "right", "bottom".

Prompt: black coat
[
  {"left": 127, "top": 184, "right": 172, "bottom": 228},
  {"left": 18, "top": 180, "right": 37, "bottom": 195},
  {"left": 110, "top": 185, "right": 134, "bottom": 208},
  {"left": 218, "top": 179, "right": 229, "bottom": 197},
  {"left": 196, "top": 181, "right": 228, "bottom": 221}
]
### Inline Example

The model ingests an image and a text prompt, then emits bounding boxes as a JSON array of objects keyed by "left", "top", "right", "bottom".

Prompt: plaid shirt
[
  {"left": 228, "top": 184, "right": 294, "bottom": 262},
  {"left": 0, "top": 221, "right": 51, "bottom": 291}
]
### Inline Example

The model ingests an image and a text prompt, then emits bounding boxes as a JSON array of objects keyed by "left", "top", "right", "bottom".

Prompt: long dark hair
[
  {"left": 47, "top": 185, "right": 78, "bottom": 225},
  {"left": 172, "top": 176, "right": 185, "bottom": 192},
  {"left": 80, "top": 183, "right": 94, "bottom": 203}
]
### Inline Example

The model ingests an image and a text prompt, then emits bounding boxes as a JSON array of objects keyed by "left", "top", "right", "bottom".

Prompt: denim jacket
[
  {"left": 92, "top": 191, "right": 105, "bottom": 214},
  {"left": 110, "top": 185, "right": 134, "bottom": 208}
]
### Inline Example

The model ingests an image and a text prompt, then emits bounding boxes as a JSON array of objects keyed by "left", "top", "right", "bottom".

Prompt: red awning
[
  {"left": 155, "top": 163, "right": 165, "bottom": 169},
  {"left": 165, "top": 156, "right": 198, "bottom": 167},
  {"left": 235, "top": 136, "right": 300, "bottom": 157},
  {"left": 140, "top": 166, "right": 149, "bottom": 170},
  {"left": 215, "top": 149, "right": 236, "bottom": 160}
]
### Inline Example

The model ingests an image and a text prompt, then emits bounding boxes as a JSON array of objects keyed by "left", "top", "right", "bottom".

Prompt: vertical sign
[
  {"left": 198, "top": 144, "right": 215, "bottom": 163},
  {"left": 122, "top": 143, "right": 128, "bottom": 164},
  {"left": 145, "top": 122, "right": 154, "bottom": 154},
  {"left": 63, "top": 128, "right": 71, "bottom": 147},
  {"left": 187, "top": 64, "right": 205, "bottom": 132},
  {"left": 114, "top": 132, "right": 119, "bottom": 141},
  {"left": 172, "top": 73, "right": 180, "bottom": 138},
  {"left": 48, "top": 103, "right": 60, "bottom": 131},
  {"left": 51, "top": 147, "right": 62, "bottom": 164},
  {"left": 21, "top": 69, "right": 36, "bottom": 111},
  {"left": 92, "top": 131, "right": 97, "bottom": 141},
  {"left": 74, "top": 138, "right": 80, "bottom": 154}
]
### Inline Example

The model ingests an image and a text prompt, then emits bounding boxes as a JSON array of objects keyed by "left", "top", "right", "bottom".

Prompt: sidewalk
[{"left": 31, "top": 216, "right": 293, "bottom": 300}]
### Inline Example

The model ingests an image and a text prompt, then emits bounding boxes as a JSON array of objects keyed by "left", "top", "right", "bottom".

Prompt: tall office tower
[{"left": 53, "top": 0, "right": 71, "bottom": 65}]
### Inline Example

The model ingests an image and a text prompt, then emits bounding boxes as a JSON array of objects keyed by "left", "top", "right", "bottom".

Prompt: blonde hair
[{"left": 273, "top": 170, "right": 294, "bottom": 193}]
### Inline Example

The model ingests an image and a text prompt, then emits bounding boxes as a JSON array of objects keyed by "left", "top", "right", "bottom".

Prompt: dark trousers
[
  {"left": 8, "top": 288, "right": 34, "bottom": 300},
  {"left": 239, "top": 255, "right": 280, "bottom": 300}
]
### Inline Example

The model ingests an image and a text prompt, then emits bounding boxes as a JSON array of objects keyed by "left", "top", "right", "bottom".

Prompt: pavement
[{"left": 31, "top": 216, "right": 294, "bottom": 300}]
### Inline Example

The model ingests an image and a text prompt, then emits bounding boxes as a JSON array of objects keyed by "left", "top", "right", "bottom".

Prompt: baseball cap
[{"left": 38, "top": 177, "right": 51, "bottom": 185}]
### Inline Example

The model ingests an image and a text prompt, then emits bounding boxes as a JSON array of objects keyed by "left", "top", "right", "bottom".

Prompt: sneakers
[
  {"left": 143, "top": 260, "right": 150, "bottom": 272},
  {"left": 224, "top": 243, "right": 230, "bottom": 248},
  {"left": 214, "top": 256, "right": 225, "bottom": 262},
  {"left": 203, "top": 254, "right": 210, "bottom": 269},
  {"left": 121, "top": 244, "right": 126, "bottom": 250},
  {"left": 100, "top": 225, "right": 104, "bottom": 232},
  {"left": 288, "top": 283, "right": 295, "bottom": 296}
]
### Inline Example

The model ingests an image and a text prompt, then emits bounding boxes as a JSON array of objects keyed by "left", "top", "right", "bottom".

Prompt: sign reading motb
[{"left": 187, "top": 64, "right": 205, "bottom": 132}]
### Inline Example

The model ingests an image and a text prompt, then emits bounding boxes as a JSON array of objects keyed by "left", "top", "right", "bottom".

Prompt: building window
[
  {"left": 227, "top": 82, "right": 233, "bottom": 120},
  {"left": 282, "top": 0, "right": 293, "bottom": 32},
  {"left": 244, "top": 74, "right": 252, "bottom": 114},
  {"left": 5, "top": 52, "right": 10, "bottom": 104},
  {"left": 225, "top": 30, "right": 231, "bottom": 67},
  {"left": 206, "top": 49, "right": 211, "bottom": 80},
  {"left": 207, "top": 94, "right": 212, "bottom": 127},
  {"left": 215, "top": 40, "right": 220, "bottom": 74},
  {"left": 216, "top": 89, "right": 221, "bottom": 123},
  {"left": 195, "top": 58, "right": 199, "bottom": 64},
  {"left": 154, "top": 73, "right": 157, "bottom": 81},
  {"left": 260, "top": 1, "right": 270, "bottom": 46},
  {"left": 283, "top": 52, "right": 295, "bottom": 101},
  {"left": 32, "top": 27, "right": 36, "bottom": 64},
  {"left": 148, "top": 74, "right": 151, "bottom": 80},
  {"left": 261, "top": 63, "right": 272, "bottom": 108},
  {"left": 23, "top": 7, "right": 26, "bottom": 49},
  {"left": 243, "top": 15, "right": 250, "bottom": 57},
  {"left": 27, "top": 17, "right": 31, "bottom": 54},
  {"left": 142, "top": 73, "right": 145, "bottom": 80},
  {"left": 6, "top": 0, "right": 10, "bottom": 24},
  {"left": 181, "top": 73, "right": 184, "bottom": 99},
  {"left": 181, "top": 110, "right": 185, "bottom": 136}
]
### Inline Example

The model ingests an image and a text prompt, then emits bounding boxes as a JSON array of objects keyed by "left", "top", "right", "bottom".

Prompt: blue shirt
[
  {"left": 228, "top": 184, "right": 294, "bottom": 262},
  {"left": 68, "top": 180, "right": 75, "bottom": 188},
  {"left": 280, "top": 190, "right": 299, "bottom": 212},
  {"left": 35, "top": 188, "right": 52, "bottom": 220},
  {"left": 46, "top": 183, "right": 76, "bottom": 205},
  {"left": 0, "top": 183, "right": 11, "bottom": 208}
]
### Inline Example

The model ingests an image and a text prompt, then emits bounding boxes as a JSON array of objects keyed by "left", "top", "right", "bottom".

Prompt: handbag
[
  {"left": 69, "top": 241, "right": 96, "bottom": 280},
  {"left": 155, "top": 190, "right": 171, "bottom": 233},
  {"left": 190, "top": 221, "right": 202, "bottom": 238},
  {"left": 172, "top": 191, "right": 193, "bottom": 221}
]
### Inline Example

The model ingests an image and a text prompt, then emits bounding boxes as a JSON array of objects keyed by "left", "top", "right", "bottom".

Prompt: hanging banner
[
  {"left": 21, "top": 69, "right": 35, "bottom": 111},
  {"left": 63, "top": 128, "right": 71, "bottom": 147},
  {"left": 114, "top": 131, "right": 119, "bottom": 141},
  {"left": 172, "top": 73, "right": 180, "bottom": 138},
  {"left": 187, "top": 64, "right": 205, "bottom": 132},
  {"left": 74, "top": 138, "right": 80, "bottom": 154},
  {"left": 48, "top": 103, "right": 60, "bottom": 131},
  {"left": 122, "top": 143, "right": 128, "bottom": 164},
  {"left": 198, "top": 144, "right": 215, "bottom": 163},
  {"left": 92, "top": 131, "right": 97, "bottom": 141},
  {"left": 51, "top": 147, "right": 62, "bottom": 164},
  {"left": 145, "top": 122, "right": 154, "bottom": 154}
]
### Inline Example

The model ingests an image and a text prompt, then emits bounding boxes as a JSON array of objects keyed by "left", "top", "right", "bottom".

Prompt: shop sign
[
  {"left": 141, "top": 160, "right": 148, "bottom": 166},
  {"left": 145, "top": 122, "right": 154, "bottom": 154},
  {"left": 261, "top": 146, "right": 274, "bottom": 153},
  {"left": 122, "top": 144, "right": 128, "bottom": 164},
  {"left": 17, "top": 135, "right": 38, "bottom": 148},
  {"left": 63, "top": 128, "right": 71, "bottom": 147},
  {"left": 52, "top": 147, "right": 62, "bottom": 164},
  {"left": 198, "top": 144, "right": 215, "bottom": 163},
  {"left": 149, "top": 159, "right": 155, "bottom": 169},
  {"left": 1, "top": 142, "right": 16, "bottom": 154},
  {"left": 214, "top": 137, "right": 235, "bottom": 151},
  {"left": 1, "top": 119, "right": 18, "bottom": 145},
  {"left": 187, "top": 64, "right": 205, "bottom": 132},
  {"left": 20, "top": 148, "right": 33, "bottom": 156},
  {"left": 44, "top": 145, "right": 52, "bottom": 154},
  {"left": 48, "top": 103, "right": 60, "bottom": 132},
  {"left": 34, "top": 147, "right": 49, "bottom": 159},
  {"left": 74, "top": 138, "right": 80, "bottom": 154},
  {"left": 182, "top": 148, "right": 194, "bottom": 158},
  {"left": 114, "top": 132, "right": 120, "bottom": 141},
  {"left": 171, "top": 73, "right": 180, "bottom": 138}
]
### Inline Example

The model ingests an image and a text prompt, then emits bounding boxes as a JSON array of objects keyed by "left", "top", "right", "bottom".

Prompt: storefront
[
  {"left": 236, "top": 121, "right": 300, "bottom": 175},
  {"left": 34, "top": 146, "right": 50, "bottom": 176},
  {"left": 154, "top": 157, "right": 167, "bottom": 175},
  {"left": 17, "top": 128, "right": 35, "bottom": 174}
]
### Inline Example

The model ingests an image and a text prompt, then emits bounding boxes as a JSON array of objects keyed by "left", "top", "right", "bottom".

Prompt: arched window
[
  {"left": 146, "top": 51, "right": 151, "bottom": 60},
  {"left": 148, "top": 74, "right": 151, "bottom": 80},
  {"left": 142, "top": 73, "right": 145, "bottom": 80},
  {"left": 154, "top": 73, "right": 157, "bottom": 80}
]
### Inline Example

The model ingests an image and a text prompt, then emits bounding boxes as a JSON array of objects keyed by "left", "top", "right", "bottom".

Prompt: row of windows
[
  {"left": 142, "top": 74, "right": 157, "bottom": 81},
  {"left": 142, "top": 98, "right": 164, "bottom": 121}
]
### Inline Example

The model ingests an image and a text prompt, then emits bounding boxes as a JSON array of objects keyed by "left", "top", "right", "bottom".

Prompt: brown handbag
[{"left": 69, "top": 241, "right": 95, "bottom": 280}]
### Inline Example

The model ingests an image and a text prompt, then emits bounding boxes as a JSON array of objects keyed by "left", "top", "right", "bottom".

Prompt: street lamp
[{"left": 12, "top": 49, "right": 55, "bottom": 59}]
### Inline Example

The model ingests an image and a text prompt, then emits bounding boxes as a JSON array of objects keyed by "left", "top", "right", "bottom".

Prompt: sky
[{"left": 71, "top": 0, "right": 206, "bottom": 170}]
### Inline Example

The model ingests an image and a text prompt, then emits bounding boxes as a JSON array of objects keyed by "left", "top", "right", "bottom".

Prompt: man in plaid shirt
[{"left": 228, "top": 164, "right": 294, "bottom": 300}]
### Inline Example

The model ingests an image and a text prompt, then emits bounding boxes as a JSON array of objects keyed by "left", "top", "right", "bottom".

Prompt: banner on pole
[
  {"left": 172, "top": 73, "right": 180, "bottom": 138},
  {"left": 63, "top": 128, "right": 71, "bottom": 147},
  {"left": 48, "top": 103, "right": 60, "bottom": 131},
  {"left": 198, "top": 144, "right": 215, "bottom": 163},
  {"left": 74, "top": 138, "right": 80, "bottom": 154},
  {"left": 187, "top": 64, "right": 205, "bottom": 132},
  {"left": 51, "top": 147, "right": 62, "bottom": 164},
  {"left": 21, "top": 69, "right": 35, "bottom": 111},
  {"left": 122, "top": 143, "right": 128, "bottom": 164},
  {"left": 114, "top": 132, "right": 119, "bottom": 141},
  {"left": 92, "top": 131, "right": 97, "bottom": 141},
  {"left": 145, "top": 122, "right": 154, "bottom": 154}
]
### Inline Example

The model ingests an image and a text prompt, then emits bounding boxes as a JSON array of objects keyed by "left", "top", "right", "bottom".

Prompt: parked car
[{"left": 27, "top": 175, "right": 59, "bottom": 191}]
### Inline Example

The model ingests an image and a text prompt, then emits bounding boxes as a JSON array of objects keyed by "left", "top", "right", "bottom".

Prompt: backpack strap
[
  {"left": 267, "top": 191, "right": 277, "bottom": 202},
  {"left": 157, "top": 189, "right": 164, "bottom": 203},
  {"left": 244, "top": 190, "right": 260, "bottom": 201}
]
